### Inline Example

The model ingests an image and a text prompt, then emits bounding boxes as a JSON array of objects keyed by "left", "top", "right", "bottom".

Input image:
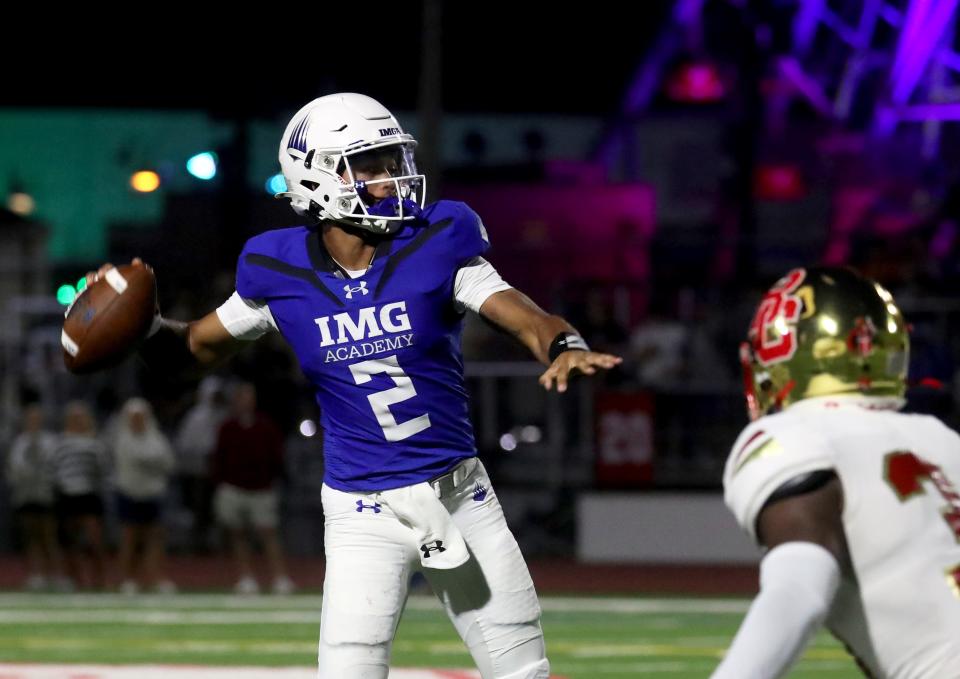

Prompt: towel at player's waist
[{"left": 379, "top": 460, "right": 475, "bottom": 570}]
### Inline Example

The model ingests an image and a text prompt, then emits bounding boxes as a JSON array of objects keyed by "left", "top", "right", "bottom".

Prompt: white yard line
[
  {"left": 0, "top": 594, "right": 750, "bottom": 617},
  {"left": 0, "top": 666, "right": 480, "bottom": 679},
  {"left": 0, "top": 610, "right": 321, "bottom": 624}
]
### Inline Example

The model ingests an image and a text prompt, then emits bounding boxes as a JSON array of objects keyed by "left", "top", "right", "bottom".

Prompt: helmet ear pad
[
  {"left": 286, "top": 192, "right": 311, "bottom": 217},
  {"left": 285, "top": 189, "right": 326, "bottom": 220}
]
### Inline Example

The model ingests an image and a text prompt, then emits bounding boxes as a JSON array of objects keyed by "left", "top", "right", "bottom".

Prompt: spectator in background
[
  {"left": 96, "top": 387, "right": 123, "bottom": 450},
  {"left": 113, "top": 398, "right": 177, "bottom": 594},
  {"left": 6, "top": 405, "right": 65, "bottom": 591},
  {"left": 174, "top": 376, "right": 228, "bottom": 552},
  {"left": 629, "top": 294, "right": 689, "bottom": 387},
  {"left": 572, "top": 288, "right": 629, "bottom": 355},
  {"left": 629, "top": 288, "right": 730, "bottom": 388},
  {"left": 211, "top": 382, "right": 293, "bottom": 595},
  {"left": 51, "top": 402, "right": 109, "bottom": 590}
]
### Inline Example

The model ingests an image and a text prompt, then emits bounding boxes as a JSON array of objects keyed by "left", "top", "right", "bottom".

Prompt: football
[{"left": 61, "top": 264, "right": 157, "bottom": 374}]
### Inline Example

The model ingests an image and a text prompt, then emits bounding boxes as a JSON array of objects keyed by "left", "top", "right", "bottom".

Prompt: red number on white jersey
[{"left": 884, "top": 450, "right": 960, "bottom": 541}]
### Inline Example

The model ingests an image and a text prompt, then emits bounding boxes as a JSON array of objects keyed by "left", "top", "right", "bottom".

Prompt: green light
[
  {"left": 76, "top": 277, "right": 87, "bottom": 292},
  {"left": 57, "top": 285, "right": 77, "bottom": 305}
]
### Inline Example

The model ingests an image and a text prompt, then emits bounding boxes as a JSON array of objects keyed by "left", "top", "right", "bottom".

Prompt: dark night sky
[{"left": 4, "top": 4, "right": 672, "bottom": 117}]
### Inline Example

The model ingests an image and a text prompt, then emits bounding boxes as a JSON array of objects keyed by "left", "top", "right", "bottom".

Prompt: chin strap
[{"left": 364, "top": 196, "right": 423, "bottom": 219}]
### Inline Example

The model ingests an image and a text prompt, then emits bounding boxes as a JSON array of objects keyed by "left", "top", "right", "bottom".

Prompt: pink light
[
  {"left": 754, "top": 164, "right": 806, "bottom": 201},
  {"left": 666, "top": 62, "right": 725, "bottom": 103}
]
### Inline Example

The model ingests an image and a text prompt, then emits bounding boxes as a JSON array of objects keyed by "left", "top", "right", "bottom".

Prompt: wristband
[{"left": 548, "top": 332, "right": 590, "bottom": 362}]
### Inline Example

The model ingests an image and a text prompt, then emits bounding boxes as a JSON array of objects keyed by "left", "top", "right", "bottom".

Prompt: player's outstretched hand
[{"left": 538, "top": 351, "right": 622, "bottom": 393}]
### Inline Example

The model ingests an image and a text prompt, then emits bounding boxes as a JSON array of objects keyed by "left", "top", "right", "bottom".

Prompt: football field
[{"left": 0, "top": 593, "right": 861, "bottom": 678}]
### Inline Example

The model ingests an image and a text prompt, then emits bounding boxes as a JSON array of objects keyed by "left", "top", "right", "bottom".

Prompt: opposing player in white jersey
[
  {"left": 712, "top": 267, "right": 960, "bottom": 678},
  {"left": 87, "top": 93, "right": 622, "bottom": 678}
]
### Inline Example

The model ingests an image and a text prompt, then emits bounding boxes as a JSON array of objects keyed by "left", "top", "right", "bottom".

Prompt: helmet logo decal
[
  {"left": 749, "top": 268, "right": 806, "bottom": 366},
  {"left": 379, "top": 127, "right": 401, "bottom": 137},
  {"left": 288, "top": 116, "right": 311, "bottom": 153},
  {"left": 848, "top": 316, "right": 877, "bottom": 357}
]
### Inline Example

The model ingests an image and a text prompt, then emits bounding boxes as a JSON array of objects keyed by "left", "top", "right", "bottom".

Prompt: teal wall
[
  {"left": 0, "top": 108, "right": 603, "bottom": 265},
  {"left": 0, "top": 110, "right": 237, "bottom": 263}
]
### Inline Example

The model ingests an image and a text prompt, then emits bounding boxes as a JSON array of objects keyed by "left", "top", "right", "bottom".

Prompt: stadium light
[
  {"left": 7, "top": 191, "right": 35, "bottom": 217},
  {"left": 131, "top": 171, "right": 161, "bottom": 193},
  {"left": 186, "top": 152, "right": 218, "bottom": 180},
  {"left": 56, "top": 284, "right": 76, "bottom": 306},
  {"left": 56, "top": 277, "right": 90, "bottom": 306},
  {"left": 266, "top": 174, "right": 287, "bottom": 195},
  {"left": 754, "top": 164, "right": 806, "bottom": 201},
  {"left": 666, "top": 61, "right": 724, "bottom": 103}
]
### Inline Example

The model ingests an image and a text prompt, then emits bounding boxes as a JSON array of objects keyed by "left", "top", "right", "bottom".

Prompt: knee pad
[
  {"left": 495, "top": 657, "right": 550, "bottom": 679},
  {"left": 318, "top": 595, "right": 397, "bottom": 675},
  {"left": 469, "top": 622, "right": 548, "bottom": 679},
  {"left": 487, "top": 622, "right": 550, "bottom": 679},
  {"left": 320, "top": 609, "right": 395, "bottom": 647},
  {"left": 317, "top": 640, "right": 390, "bottom": 679}
]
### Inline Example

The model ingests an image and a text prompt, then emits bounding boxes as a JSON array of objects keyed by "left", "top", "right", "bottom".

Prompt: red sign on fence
[{"left": 595, "top": 391, "right": 655, "bottom": 486}]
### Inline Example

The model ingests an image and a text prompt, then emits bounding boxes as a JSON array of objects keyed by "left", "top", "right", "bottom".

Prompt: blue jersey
[{"left": 235, "top": 200, "right": 490, "bottom": 491}]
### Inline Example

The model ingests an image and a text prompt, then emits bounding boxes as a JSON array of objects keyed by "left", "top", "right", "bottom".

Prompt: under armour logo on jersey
[
  {"left": 420, "top": 540, "right": 446, "bottom": 558},
  {"left": 472, "top": 482, "right": 488, "bottom": 502},
  {"left": 343, "top": 281, "right": 369, "bottom": 299},
  {"left": 356, "top": 500, "right": 382, "bottom": 513}
]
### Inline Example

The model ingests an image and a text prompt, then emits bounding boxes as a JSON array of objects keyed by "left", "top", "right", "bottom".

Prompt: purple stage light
[
  {"left": 793, "top": 0, "right": 826, "bottom": 54},
  {"left": 891, "top": 103, "right": 960, "bottom": 121},
  {"left": 891, "top": 0, "right": 958, "bottom": 105}
]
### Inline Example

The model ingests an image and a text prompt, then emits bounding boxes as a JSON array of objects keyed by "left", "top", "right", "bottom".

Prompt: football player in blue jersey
[{"left": 88, "top": 93, "right": 621, "bottom": 678}]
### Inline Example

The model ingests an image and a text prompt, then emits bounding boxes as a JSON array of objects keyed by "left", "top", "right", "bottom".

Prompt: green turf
[{"left": 0, "top": 593, "right": 861, "bottom": 677}]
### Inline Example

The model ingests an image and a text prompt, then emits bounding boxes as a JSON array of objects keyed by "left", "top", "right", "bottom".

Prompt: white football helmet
[{"left": 276, "top": 93, "right": 426, "bottom": 235}]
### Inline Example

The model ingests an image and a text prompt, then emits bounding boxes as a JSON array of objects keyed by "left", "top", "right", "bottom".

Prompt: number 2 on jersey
[
  {"left": 349, "top": 355, "right": 432, "bottom": 442},
  {"left": 884, "top": 451, "right": 960, "bottom": 541}
]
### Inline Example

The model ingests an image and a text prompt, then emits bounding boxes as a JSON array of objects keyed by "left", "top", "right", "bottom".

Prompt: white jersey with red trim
[{"left": 724, "top": 396, "right": 960, "bottom": 679}]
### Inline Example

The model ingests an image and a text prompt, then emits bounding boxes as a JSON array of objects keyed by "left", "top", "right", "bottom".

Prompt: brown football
[{"left": 62, "top": 264, "right": 157, "bottom": 374}]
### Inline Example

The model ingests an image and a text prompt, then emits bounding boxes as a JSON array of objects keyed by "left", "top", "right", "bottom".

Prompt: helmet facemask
[{"left": 338, "top": 143, "right": 426, "bottom": 228}]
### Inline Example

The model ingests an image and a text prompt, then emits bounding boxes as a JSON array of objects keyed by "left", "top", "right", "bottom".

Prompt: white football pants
[{"left": 317, "top": 458, "right": 550, "bottom": 679}]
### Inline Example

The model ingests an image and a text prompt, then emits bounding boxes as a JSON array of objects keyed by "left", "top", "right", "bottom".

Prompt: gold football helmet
[{"left": 741, "top": 267, "right": 909, "bottom": 420}]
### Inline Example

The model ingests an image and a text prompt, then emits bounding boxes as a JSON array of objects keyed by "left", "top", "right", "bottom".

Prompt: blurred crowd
[
  {"left": 6, "top": 177, "right": 960, "bottom": 577},
  {"left": 4, "top": 380, "right": 294, "bottom": 595},
  {"left": 560, "top": 177, "right": 960, "bottom": 425}
]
